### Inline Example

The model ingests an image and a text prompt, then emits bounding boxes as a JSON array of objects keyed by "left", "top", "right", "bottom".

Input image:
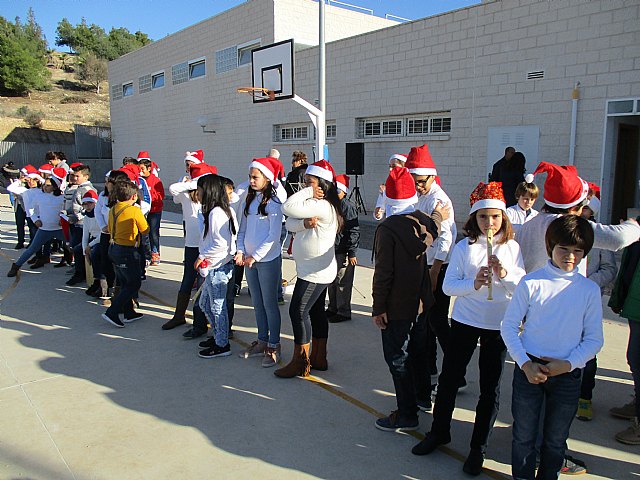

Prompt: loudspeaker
[{"left": 346, "top": 142, "right": 365, "bottom": 175}]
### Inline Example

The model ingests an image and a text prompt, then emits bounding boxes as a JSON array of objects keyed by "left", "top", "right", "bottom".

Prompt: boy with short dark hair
[
  {"left": 138, "top": 158, "right": 164, "bottom": 265},
  {"left": 101, "top": 181, "right": 149, "bottom": 328},
  {"left": 65, "top": 164, "right": 96, "bottom": 282},
  {"left": 501, "top": 215, "right": 604, "bottom": 480}
]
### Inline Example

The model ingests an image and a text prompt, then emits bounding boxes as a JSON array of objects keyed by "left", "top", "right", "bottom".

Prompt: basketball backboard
[{"left": 250, "top": 39, "right": 295, "bottom": 103}]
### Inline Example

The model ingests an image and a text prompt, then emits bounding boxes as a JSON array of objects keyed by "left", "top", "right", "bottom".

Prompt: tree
[
  {"left": 76, "top": 52, "right": 107, "bottom": 93},
  {"left": 55, "top": 17, "right": 75, "bottom": 52}
]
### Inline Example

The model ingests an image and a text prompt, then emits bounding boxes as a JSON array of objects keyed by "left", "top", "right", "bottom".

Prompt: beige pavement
[{"left": 0, "top": 195, "right": 639, "bottom": 480}]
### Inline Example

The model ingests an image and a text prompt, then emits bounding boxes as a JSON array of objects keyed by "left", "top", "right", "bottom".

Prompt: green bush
[
  {"left": 24, "top": 111, "right": 44, "bottom": 128},
  {"left": 16, "top": 105, "right": 29, "bottom": 116},
  {"left": 61, "top": 95, "right": 89, "bottom": 104}
]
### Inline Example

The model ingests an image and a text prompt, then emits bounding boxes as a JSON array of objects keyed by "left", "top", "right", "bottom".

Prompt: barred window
[
  {"left": 139, "top": 74, "right": 152, "bottom": 94},
  {"left": 358, "top": 112, "right": 452, "bottom": 139},
  {"left": 273, "top": 123, "right": 311, "bottom": 142},
  {"left": 111, "top": 84, "right": 123, "bottom": 101},
  {"left": 216, "top": 46, "right": 237, "bottom": 74},
  {"left": 172, "top": 62, "right": 188, "bottom": 85},
  {"left": 326, "top": 123, "right": 336, "bottom": 138}
]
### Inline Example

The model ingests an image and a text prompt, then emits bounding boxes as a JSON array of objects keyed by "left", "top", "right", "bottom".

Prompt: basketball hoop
[{"left": 236, "top": 86, "right": 275, "bottom": 101}]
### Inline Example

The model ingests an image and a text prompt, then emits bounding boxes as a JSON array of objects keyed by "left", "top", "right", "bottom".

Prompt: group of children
[{"left": 371, "top": 144, "right": 640, "bottom": 479}]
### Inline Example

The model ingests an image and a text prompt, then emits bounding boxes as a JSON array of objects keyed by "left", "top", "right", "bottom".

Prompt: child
[
  {"left": 163, "top": 163, "right": 215, "bottom": 331},
  {"left": 138, "top": 154, "right": 165, "bottom": 265},
  {"left": 195, "top": 174, "right": 237, "bottom": 358},
  {"left": 235, "top": 157, "right": 284, "bottom": 367},
  {"left": 373, "top": 153, "right": 407, "bottom": 221},
  {"left": 501, "top": 215, "right": 604, "bottom": 479},
  {"left": 101, "top": 180, "right": 149, "bottom": 328},
  {"left": 79, "top": 190, "right": 103, "bottom": 295},
  {"left": 412, "top": 182, "right": 525, "bottom": 477},
  {"left": 275, "top": 160, "right": 343, "bottom": 378},
  {"left": 506, "top": 174, "right": 539, "bottom": 235},
  {"left": 65, "top": 164, "right": 96, "bottom": 283},
  {"left": 7, "top": 168, "right": 67, "bottom": 277}
]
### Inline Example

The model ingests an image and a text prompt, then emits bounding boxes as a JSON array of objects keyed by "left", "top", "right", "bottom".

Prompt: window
[
  {"left": 238, "top": 40, "right": 260, "bottom": 66},
  {"left": 216, "top": 46, "right": 237, "bottom": 74},
  {"left": 189, "top": 59, "right": 205, "bottom": 79},
  {"left": 172, "top": 62, "right": 188, "bottom": 85},
  {"left": 122, "top": 82, "right": 133, "bottom": 97},
  {"left": 383, "top": 120, "right": 403, "bottom": 136},
  {"left": 407, "top": 115, "right": 451, "bottom": 135},
  {"left": 152, "top": 72, "right": 165, "bottom": 89},
  {"left": 358, "top": 112, "right": 452, "bottom": 139},
  {"left": 111, "top": 84, "right": 122, "bottom": 101},
  {"left": 361, "top": 119, "right": 403, "bottom": 138},
  {"left": 139, "top": 74, "right": 152, "bottom": 94},
  {"left": 326, "top": 123, "right": 336, "bottom": 139},
  {"left": 273, "top": 123, "right": 311, "bottom": 142}
]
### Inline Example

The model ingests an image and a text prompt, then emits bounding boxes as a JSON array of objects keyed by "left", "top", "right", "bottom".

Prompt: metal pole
[
  {"left": 568, "top": 82, "right": 580, "bottom": 165},
  {"left": 318, "top": 0, "right": 326, "bottom": 160}
]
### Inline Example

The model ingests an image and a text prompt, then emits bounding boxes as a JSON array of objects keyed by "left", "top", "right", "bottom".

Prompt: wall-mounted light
[{"left": 198, "top": 115, "right": 215, "bottom": 134}]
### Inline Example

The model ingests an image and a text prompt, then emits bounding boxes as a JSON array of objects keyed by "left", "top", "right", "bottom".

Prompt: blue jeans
[
  {"left": 147, "top": 212, "right": 162, "bottom": 255},
  {"left": 15, "top": 229, "right": 65, "bottom": 266},
  {"left": 244, "top": 256, "right": 282, "bottom": 346},
  {"left": 511, "top": 363, "right": 582, "bottom": 480},
  {"left": 179, "top": 247, "right": 199, "bottom": 294},
  {"left": 106, "top": 244, "right": 141, "bottom": 317},
  {"left": 199, "top": 262, "right": 233, "bottom": 347}
]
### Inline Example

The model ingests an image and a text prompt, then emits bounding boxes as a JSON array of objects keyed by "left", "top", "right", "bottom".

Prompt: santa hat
[
  {"left": 389, "top": 154, "right": 408, "bottom": 166},
  {"left": 39, "top": 164, "right": 53, "bottom": 174},
  {"left": 469, "top": 182, "right": 507, "bottom": 215},
  {"left": 70, "top": 162, "right": 84, "bottom": 169},
  {"left": 249, "top": 157, "right": 282, "bottom": 184},
  {"left": 119, "top": 164, "right": 140, "bottom": 184},
  {"left": 137, "top": 150, "right": 150, "bottom": 161},
  {"left": 385, "top": 167, "right": 418, "bottom": 209},
  {"left": 405, "top": 144, "right": 437, "bottom": 176},
  {"left": 189, "top": 163, "right": 217, "bottom": 181},
  {"left": 335, "top": 174, "right": 350, "bottom": 194},
  {"left": 533, "top": 162, "right": 589, "bottom": 209},
  {"left": 305, "top": 160, "right": 336, "bottom": 183},
  {"left": 81, "top": 190, "right": 98, "bottom": 203},
  {"left": 50, "top": 167, "right": 67, "bottom": 188},
  {"left": 587, "top": 182, "right": 601, "bottom": 215},
  {"left": 21, "top": 164, "right": 39, "bottom": 176},
  {"left": 150, "top": 161, "right": 160, "bottom": 176},
  {"left": 268, "top": 148, "right": 280, "bottom": 159},
  {"left": 184, "top": 150, "right": 204, "bottom": 164}
]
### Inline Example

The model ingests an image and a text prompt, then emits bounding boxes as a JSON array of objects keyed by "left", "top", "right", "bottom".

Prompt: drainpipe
[{"left": 568, "top": 82, "right": 580, "bottom": 165}]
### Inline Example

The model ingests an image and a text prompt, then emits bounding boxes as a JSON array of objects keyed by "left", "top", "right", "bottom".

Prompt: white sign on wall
[{"left": 486, "top": 126, "right": 540, "bottom": 178}]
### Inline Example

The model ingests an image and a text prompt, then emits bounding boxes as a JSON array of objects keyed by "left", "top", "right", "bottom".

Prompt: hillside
[{"left": 0, "top": 52, "right": 110, "bottom": 141}]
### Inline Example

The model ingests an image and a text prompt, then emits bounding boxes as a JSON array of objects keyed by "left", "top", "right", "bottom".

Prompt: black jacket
[
  {"left": 335, "top": 197, "right": 360, "bottom": 257},
  {"left": 285, "top": 164, "right": 308, "bottom": 197}
]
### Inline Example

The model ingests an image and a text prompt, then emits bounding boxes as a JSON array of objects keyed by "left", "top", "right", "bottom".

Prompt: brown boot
[
  {"left": 162, "top": 292, "right": 190, "bottom": 330},
  {"left": 274, "top": 343, "right": 311, "bottom": 378},
  {"left": 30, "top": 255, "right": 50, "bottom": 269},
  {"left": 310, "top": 337, "right": 328, "bottom": 371}
]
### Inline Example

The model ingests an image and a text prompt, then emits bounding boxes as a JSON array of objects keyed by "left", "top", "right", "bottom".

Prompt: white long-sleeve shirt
[
  {"left": 444, "top": 235, "right": 526, "bottom": 330},
  {"left": 236, "top": 190, "right": 283, "bottom": 263},
  {"left": 169, "top": 180, "right": 201, "bottom": 248},
  {"left": 517, "top": 212, "right": 640, "bottom": 274},
  {"left": 198, "top": 207, "right": 237, "bottom": 269},
  {"left": 95, "top": 192, "right": 110, "bottom": 232},
  {"left": 501, "top": 260, "right": 603, "bottom": 370},
  {"left": 416, "top": 183, "right": 456, "bottom": 264},
  {"left": 32, "top": 192, "right": 64, "bottom": 231},
  {"left": 283, "top": 186, "right": 338, "bottom": 284},
  {"left": 506, "top": 204, "right": 538, "bottom": 235},
  {"left": 82, "top": 215, "right": 101, "bottom": 249}
]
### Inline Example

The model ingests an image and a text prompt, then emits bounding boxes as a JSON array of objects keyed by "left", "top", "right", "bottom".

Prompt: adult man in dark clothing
[
  {"left": 489, "top": 146, "right": 525, "bottom": 207},
  {"left": 372, "top": 166, "right": 447, "bottom": 432},
  {"left": 284, "top": 150, "right": 308, "bottom": 196},
  {"left": 327, "top": 174, "right": 360, "bottom": 323}
]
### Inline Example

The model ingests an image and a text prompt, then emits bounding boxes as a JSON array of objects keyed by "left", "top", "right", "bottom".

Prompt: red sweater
[{"left": 144, "top": 174, "right": 165, "bottom": 213}]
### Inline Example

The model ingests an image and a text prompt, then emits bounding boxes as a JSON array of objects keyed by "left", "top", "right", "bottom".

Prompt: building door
[{"left": 611, "top": 124, "right": 640, "bottom": 222}]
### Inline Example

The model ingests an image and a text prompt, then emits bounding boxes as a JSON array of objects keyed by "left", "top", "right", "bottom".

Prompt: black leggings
[{"left": 289, "top": 279, "right": 328, "bottom": 344}]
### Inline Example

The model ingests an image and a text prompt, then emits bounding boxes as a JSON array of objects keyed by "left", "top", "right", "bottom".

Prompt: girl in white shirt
[
  {"left": 235, "top": 157, "right": 284, "bottom": 368},
  {"left": 275, "top": 160, "right": 344, "bottom": 378},
  {"left": 412, "top": 182, "right": 525, "bottom": 476},
  {"left": 195, "top": 174, "right": 237, "bottom": 359},
  {"left": 505, "top": 175, "right": 539, "bottom": 235}
]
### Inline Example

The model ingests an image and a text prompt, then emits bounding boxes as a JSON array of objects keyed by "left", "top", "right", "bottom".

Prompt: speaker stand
[{"left": 348, "top": 175, "right": 368, "bottom": 215}]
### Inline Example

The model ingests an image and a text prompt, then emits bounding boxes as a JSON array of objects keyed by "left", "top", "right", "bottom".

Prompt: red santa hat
[
  {"left": 405, "top": 144, "right": 437, "bottom": 176},
  {"left": 189, "top": 163, "right": 217, "bottom": 181},
  {"left": 137, "top": 150, "right": 150, "bottom": 161},
  {"left": 81, "top": 190, "right": 99, "bottom": 203},
  {"left": 249, "top": 157, "right": 283, "bottom": 184},
  {"left": 119, "top": 164, "right": 140, "bottom": 184},
  {"left": 335, "top": 174, "right": 350, "bottom": 194},
  {"left": 469, "top": 182, "right": 507, "bottom": 214},
  {"left": 69, "top": 162, "right": 84, "bottom": 169},
  {"left": 39, "top": 164, "right": 53, "bottom": 174},
  {"left": 184, "top": 150, "right": 204, "bottom": 164},
  {"left": 533, "top": 162, "right": 588, "bottom": 209},
  {"left": 385, "top": 166, "right": 418, "bottom": 209},
  {"left": 21, "top": 164, "right": 39, "bottom": 176},
  {"left": 150, "top": 161, "right": 160, "bottom": 176},
  {"left": 587, "top": 182, "right": 601, "bottom": 215},
  {"left": 388, "top": 153, "right": 408, "bottom": 166},
  {"left": 305, "top": 160, "right": 336, "bottom": 183},
  {"left": 50, "top": 167, "right": 68, "bottom": 188}
]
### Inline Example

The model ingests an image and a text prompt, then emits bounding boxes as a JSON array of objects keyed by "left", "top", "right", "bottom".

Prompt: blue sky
[{"left": 5, "top": 0, "right": 478, "bottom": 49}]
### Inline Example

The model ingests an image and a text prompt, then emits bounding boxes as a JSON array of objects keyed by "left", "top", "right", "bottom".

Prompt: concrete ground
[{"left": 0, "top": 195, "right": 639, "bottom": 480}]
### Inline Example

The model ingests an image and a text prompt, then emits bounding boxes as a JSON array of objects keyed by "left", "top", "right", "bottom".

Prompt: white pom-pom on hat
[{"left": 524, "top": 173, "right": 534, "bottom": 184}]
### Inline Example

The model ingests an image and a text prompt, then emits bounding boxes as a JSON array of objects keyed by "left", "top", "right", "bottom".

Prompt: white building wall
[{"left": 109, "top": 0, "right": 640, "bottom": 222}]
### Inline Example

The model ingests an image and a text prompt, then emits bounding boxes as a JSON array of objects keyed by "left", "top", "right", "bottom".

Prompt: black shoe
[
  {"left": 101, "top": 312, "right": 124, "bottom": 328},
  {"left": 462, "top": 449, "right": 485, "bottom": 476},
  {"left": 199, "top": 344, "right": 231, "bottom": 358},
  {"left": 199, "top": 337, "right": 216, "bottom": 348},
  {"left": 85, "top": 282, "right": 100, "bottom": 296},
  {"left": 66, "top": 275, "right": 84, "bottom": 286},
  {"left": 417, "top": 397, "right": 432, "bottom": 413},
  {"left": 328, "top": 314, "right": 351, "bottom": 323},
  {"left": 374, "top": 410, "right": 419, "bottom": 432},
  {"left": 7, "top": 263, "right": 20, "bottom": 278},
  {"left": 14, "top": 243, "right": 24, "bottom": 249},
  {"left": 123, "top": 311, "right": 143, "bottom": 323},
  {"left": 183, "top": 328, "right": 207, "bottom": 339},
  {"left": 411, "top": 432, "right": 451, "bottom": 456}
]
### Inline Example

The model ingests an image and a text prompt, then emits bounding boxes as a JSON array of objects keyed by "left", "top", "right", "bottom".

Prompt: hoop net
[{"left": 236, "top": 86, "right": 275, "bottom": 101}]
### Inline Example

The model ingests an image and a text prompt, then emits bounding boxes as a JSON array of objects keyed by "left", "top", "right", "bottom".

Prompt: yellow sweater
[{"left": 108, "top": 202, "right": 149, "bottom": 246}]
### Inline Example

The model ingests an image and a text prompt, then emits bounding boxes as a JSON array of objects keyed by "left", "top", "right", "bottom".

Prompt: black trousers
[
  {"left": 289, "top": 279, "right": 328, "bottom": 344},
  {"left": 381, "top": 313, "right": 431, "bottom": 422},
  {"left": 430, "top": 319, "right": 506, "bottom": 453},
  {"left": 426, "top": 264, "right": 451, "bottom": 376}
]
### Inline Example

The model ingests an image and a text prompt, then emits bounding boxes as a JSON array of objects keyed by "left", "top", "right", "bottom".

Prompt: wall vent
[{"left": 527, "top": 70, "right": 545, "bottom": 80}]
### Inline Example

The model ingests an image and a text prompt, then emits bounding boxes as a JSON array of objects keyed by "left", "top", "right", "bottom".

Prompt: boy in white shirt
[{"left": 501, "top": 215, "right": 604, "bottom": 480}]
